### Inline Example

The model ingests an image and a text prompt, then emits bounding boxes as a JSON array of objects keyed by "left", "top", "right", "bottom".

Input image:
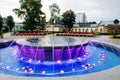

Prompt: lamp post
[
  {"left": 51, "top": 17, "right": 55, "bottom": 36},
  {"left": 40, "top": 14, "right": 46, "bottom": 31}
]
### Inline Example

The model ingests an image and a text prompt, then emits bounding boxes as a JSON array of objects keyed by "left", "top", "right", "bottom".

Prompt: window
[
  {"left": 83, "top": 29, "right": 84, "bottom": 32},
  {"left": 100, "top": 28, "right": 103, "bottom": 33},
  {"left": 91, "top": 29, "right": 93, "bottom": 32},
  {"left": 75, "top": 29, "right": 77, "bottom": 32},
  {"left": 86, "top": 29, "right": 88, "bottom": 32}
]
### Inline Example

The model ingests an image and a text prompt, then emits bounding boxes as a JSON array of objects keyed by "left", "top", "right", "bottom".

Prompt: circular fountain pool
[
  {"left": 16, "top": 37, "right": 87, "bottom": 61},
  {"left": 0, "top": 36, "right": 120, "bottom": 77}
]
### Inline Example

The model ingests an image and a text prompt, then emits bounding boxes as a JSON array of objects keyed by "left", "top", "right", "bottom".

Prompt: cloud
[
  {"left": 0, "top": 0, "right": 20, "bottom": 21},
  {"left": 0, "top": 0, "right": 120, "bottom": 22},
  {"left": 42, "top": 0, "right": 120, "bottom": 22}
]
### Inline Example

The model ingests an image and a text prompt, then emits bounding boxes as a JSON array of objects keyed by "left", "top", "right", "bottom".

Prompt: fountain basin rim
[{"left": 15, "top": 39, "right": 88, "bottom": 49}]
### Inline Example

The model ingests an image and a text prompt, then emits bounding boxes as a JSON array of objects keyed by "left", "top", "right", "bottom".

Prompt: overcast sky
[{"left": 0, "top": 0, "right": 120, "bottom": 22}]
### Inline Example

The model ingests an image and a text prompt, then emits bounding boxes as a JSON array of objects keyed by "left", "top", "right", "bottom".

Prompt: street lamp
[
  {"left": 51, "top": 17, "right": 55, "bottom": 35},
  {"left": 40, "top": 14, "right": 46, "bottom": 30}
]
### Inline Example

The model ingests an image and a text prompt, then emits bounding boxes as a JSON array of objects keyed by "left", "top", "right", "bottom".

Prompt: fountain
[
  {"left": 0, "top": 36, "right": 120, "bottom": 77},
  {"left": 16, "top": 37, "right": 86, "bottom": 61}
]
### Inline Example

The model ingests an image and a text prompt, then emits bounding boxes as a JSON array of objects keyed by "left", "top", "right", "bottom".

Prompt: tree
[
  {"left": 0, "top": 15, "right": 3, "bottom": 35},
  {"left": 13, "top": 0, "right": 45, "bottom": 31},
  {"left": 89, "top": 21, "right": 96, "bottom": 24},
  {"left": 6, "top": 16, "right": 15, "bottom": 32},
  {"left": 49, "top": 3, "right": 61, "bottom": 24},
  {"left": 62, "top": 10, "right": 75, "bottom": 31},
  {"left": 114, "top": 19, "right": 119, "bottom": 24}
]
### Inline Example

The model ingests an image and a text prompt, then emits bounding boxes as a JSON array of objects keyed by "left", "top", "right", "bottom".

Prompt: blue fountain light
[{"left": 0, "top": 37, "right": 119, "bottom": 77}]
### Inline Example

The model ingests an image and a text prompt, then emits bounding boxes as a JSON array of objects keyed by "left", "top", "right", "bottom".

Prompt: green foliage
[
  {"left": 89, "top": 21, "right": 97, "bottom": 24},
  {"left": 49, "top": 3, "right": 61, "bottom": 24},
  {"left": 112, "top": 32, "right": 120, "bottom": 35},
  {"left": 112, "top": 35, "right": 120, "bottom": 38},
  {"left": 62, "top": 10, "right": 75, "bottom": 31},
  {"left": 113, "top": 35, "right": 120, "bottom": 39},
  {"left": 96, "top": 32, "right": 111, "bottom": 35},
  {"left": 2, "top": 25, "right": 9, "bottom": 33},
  {"left": 97, "top": 32, "right": 120, "bottom": 35},
  {"left": 6, "top": 16, "right": 15, "bottom": 31},
  {"left": 13, "top": 0, "right": 45, "bottom": 31},
  {"left": 0, "top": 15, "right": 3, "bottom": 35},
  {"left": 0, "top": 15, "right": 3, "bottom": 30}
]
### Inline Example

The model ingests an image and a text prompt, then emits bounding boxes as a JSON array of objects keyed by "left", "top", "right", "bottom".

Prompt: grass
[{"left": 112, "top": 35, "right": 120, "bottom": 39}]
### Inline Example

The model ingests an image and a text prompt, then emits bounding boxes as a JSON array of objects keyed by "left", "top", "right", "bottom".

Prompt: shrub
[{"left": 112, "top": 35, "right": 120, "bottom": 38}]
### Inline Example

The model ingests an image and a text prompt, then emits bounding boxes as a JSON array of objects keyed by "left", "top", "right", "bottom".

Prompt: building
[
  {"left": 75, "top": 13, "right": 87, "bottom": 24},
  {"left": 71, "top": 24, "right": 97, "bottom": 33},
  {"left": 45, "top": 21, "right": 120, "bottom": 34},
  {"left": 97, "top": 21, "right": 120, "bottom": 34},
  {"left": 72, "top": 21, "right": 120, "bottom": 34},
  {"left": 46, "top": 24, "right": 65, "bottom": 32}
]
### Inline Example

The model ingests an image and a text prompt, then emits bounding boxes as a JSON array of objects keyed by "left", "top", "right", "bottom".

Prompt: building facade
[
  {"left": 71, "top": 27, "right": 97, "bottom": 33},
  {"left": 97, "top": 21, "right": 120, "bottom": 34},
  {"left": 98, "top": 25, "right": 120, "bottom": 34},
  {"left": 45, "top": 21, "right": 120, "bottom": 34},
  {"left": 75, "top": 13, "right": 87, "bottom": 23}
]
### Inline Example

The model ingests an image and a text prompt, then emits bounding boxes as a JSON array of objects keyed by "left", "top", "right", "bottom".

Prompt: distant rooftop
[
  {"left": 73, "top": 20, "right": 120, "bottom": 28},
  {"left": 100, "top": 21, "right": 120, "bottom": 26}
]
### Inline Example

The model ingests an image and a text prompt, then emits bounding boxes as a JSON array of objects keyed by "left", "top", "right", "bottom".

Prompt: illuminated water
[{"left": 0, "top": 37, "right": 120, "bottom": 77}]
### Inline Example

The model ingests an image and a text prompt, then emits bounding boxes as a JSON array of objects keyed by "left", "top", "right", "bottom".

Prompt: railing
[
  {"left": 56, "top": 32, "right": 96, "bottom": 37},
  {"left": 66, "top": 32, "right": 95, "bottom": 34},
  {"left": 16, "top": 31, "right": 47, "bottom": 35}
]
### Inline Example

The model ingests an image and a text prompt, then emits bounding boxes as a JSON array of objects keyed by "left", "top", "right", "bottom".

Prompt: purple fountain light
[
  {"left": 1, "top": 36, "right": 119, "bottom": 77},
  {"left": 16, "top": 37, "right": 87, "bottom": 63}
]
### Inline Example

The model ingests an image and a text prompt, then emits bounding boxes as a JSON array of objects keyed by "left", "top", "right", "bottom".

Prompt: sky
[{"left": 0, "top": 0, "right": 120, "bottom": 23}]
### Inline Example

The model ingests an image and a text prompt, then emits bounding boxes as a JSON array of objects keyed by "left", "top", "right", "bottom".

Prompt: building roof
[
  {"left": 100, "top": 21, "right": 120, "bottom": 26},
  {"left": 73, "top": 23, "right": 98, "bottom": 28}
]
